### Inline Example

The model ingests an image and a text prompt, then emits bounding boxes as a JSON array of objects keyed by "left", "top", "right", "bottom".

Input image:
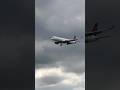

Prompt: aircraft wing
[
  {"left": 86, "top": 25, "right": 115, "bottom": 36},
  {"left": 54, "top": 39, "right": 71, "bottom": 45}
]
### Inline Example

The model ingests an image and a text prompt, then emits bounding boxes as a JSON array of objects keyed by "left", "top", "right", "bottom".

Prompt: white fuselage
[
  {"left": 50, "top": 36, "right": 77, "bottom": 45},
  {"left": 50, "top": 36, "right": 70, "bottom": 42}
]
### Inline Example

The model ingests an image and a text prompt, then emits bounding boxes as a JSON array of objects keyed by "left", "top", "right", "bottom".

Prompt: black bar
[
  {"left": 86, "top": 0, "right": 120, "bottom": 90},
  {"left": 0, "top": 0, "right": 35, "bottom": 89}
]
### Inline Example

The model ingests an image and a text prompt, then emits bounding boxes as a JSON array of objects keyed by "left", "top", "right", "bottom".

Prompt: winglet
[
  {"left": 73, "top": 36, "right": 76, "bottom": 40},
  {"left": 73, "top": 36, "right": 78, "bottom": 40}
]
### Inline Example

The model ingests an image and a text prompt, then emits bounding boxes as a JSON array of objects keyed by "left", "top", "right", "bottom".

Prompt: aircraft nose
[{"left": 50, "top": 37, "right": 54, "bottom": 40}]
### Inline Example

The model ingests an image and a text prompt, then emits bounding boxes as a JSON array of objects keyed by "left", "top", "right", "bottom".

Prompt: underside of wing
[{"left": 54, "top": 41, "right": 60, "bottom": 44}]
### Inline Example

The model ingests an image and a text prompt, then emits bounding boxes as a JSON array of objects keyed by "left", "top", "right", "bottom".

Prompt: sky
[{"left": 35, "top": 0, "right": 85, "bottom": 90}]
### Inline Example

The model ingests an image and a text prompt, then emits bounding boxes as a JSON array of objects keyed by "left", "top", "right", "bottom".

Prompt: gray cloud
[
  {"left": 35, "top": 0, "right": 85, "bottom": 90},
  {"left": 35, "top": 84, "right": 79, "bottom": 90},
  {"left": 37, "top": 75, "right": 63, "bottom": 86},
  {"left": 35, "top": 0, "right": 85, "bottom": 39}
]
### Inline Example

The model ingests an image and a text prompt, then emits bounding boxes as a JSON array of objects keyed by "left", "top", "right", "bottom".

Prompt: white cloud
[{"left": 35, "top": 67, "right": 85, "bottom": 89}]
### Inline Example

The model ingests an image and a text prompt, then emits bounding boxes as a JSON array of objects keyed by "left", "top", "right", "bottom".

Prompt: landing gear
[
  {"left": 66, "top": 43, "right": 69, "bottom": 45},
  {"left": 60, "top": 43, "right": 62, "bottom": 46},
  {"left": 66, "top": 42, "right": 70, "bottom": 45}
]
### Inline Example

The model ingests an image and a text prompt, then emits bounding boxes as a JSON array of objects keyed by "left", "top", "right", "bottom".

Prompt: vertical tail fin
[
  {"left": 73, "top": 36, "right": 76, "bottom": 40},
  {"left": 73, "top": 36, "right": 78, "bottom": 40},
  {"left": 91, "top": 22, "right": 98, "bottom": 31}
]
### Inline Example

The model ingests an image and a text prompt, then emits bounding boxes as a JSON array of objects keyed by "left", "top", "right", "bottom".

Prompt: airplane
[
  {"left": 50, "top": 23, "right": 115, "bottom": 45},
  {"left": 85, "top": 22, "right": 115, "bottom": 43},
  {"left": 50, "top": 36, "right": 78, "bottom": 46}
]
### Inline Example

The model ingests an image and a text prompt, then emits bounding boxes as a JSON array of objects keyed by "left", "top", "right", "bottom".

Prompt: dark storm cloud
[
  {"left": 35, "top": 40, "right": 85, "bottom": 74},
  {"left": 35, "top": 0, "right": 85, "bottom": 40}
]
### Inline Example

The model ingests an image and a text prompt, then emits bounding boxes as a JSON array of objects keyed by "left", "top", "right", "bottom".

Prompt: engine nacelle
[{"left": 54, "top": 42, "right": 59, "bottom": 44}]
